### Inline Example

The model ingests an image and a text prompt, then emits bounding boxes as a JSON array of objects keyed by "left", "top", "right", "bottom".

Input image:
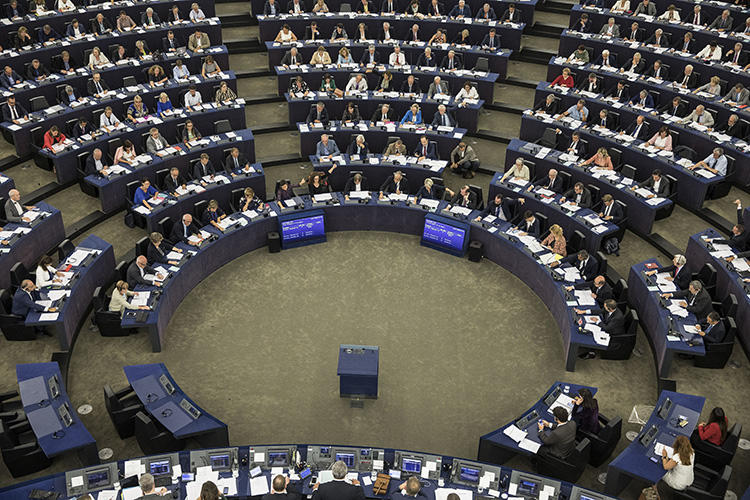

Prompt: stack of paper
[{"left": 503, "top": 424, "right": 527, "bottom": 443}]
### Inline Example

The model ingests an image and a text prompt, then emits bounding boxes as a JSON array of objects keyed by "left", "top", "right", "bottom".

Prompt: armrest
[{"left": 694, "top": 463, "right": 720, "bottom": 480}]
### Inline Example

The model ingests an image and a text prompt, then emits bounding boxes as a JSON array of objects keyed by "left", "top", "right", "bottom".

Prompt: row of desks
[
  {"left": 256, "top": 13, "right": 524, "bottom": 51},
  {"left": 519, "top": 112, "right": 721, "bottom": 211},
  {"left": 2, "top": 18, "right": 223, "bottom": 74},
  {"left": 286, "top": 90, "right": 484, "bottom": 132},
  {"left": 37, "top": 100, "right": 247, "bottom": 184},
  {"left": 266, "top": 40, "right": 511, "bottom": 76},
  {"left": 1, "top": 71, "right": 237, "bottom": 158},
  {"left": 1, "top": 45, "right": 230, "bottom": 114},
  {"left": 309, "top": 154, "right": 446, "bottom": 191},
  {"left": 0, "top": 0, "right": 215, "bottom": 40}
]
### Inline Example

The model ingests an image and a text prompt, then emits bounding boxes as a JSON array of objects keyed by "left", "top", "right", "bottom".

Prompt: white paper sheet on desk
[
  {"left": 134, "top": 206, "right": 151, "bottom": 215},
  {"left": 684, "top": 325, "right": 700, "bottom": 334},
  {"left": 696, "top": 169, "right": 717, "bottom": 179},
  {"left": 349, "top": 191, "right": 370, "bottom": 199},
  {"left": 732, "top": 259, "right": 750, "bottom": 272},
  {"left": 536, "top": 188, "right": 555, "bottom": 197},
  {"left": 318, "top": 470, "right": 334, "bottom": 483},
  {"left": 592, "top": 224, "right": 609, "bottom": 234},
  {"left": 646, "top": 197, "right": 666, "bottom": 206},
  {"left": 121, "top": 486, "right": 142, "bottom": 500},
  {"left": 420, "top": 199, "right": 440, "bottom": 209},
  {"left": 593, "top": 330, "right": 610, "bottom": 346},
  {"left": 549, "top": 394, "right": 575, "bottom": 413},
  {"left": 503, "top": 424, "right": 527, "bottom": 443},
  {"left": 313, "top": 193, "right": 333, "bottom": 202},
  {"left": 667, "top": 334, "right": 680, "bottom": 342},
  {"left": 216, "top": 477, "right": 238, "bottom": 495},
  {"left": 22, "top": 211, "right": 40, "bottom": 221},
  {"left": 518, "top": 438, "right": 541, "bottom": 453},
  {"left": 574, "top": 291, "right": 596, "bottom": 306},
  {"left": 131, "top": 292, "right": 150, "bottom": 307},
  {"left": 47, "top": 290, "right": 70, "bottom": 301},
  {"left": 35, "top": 300, "right": 52, "bottom": 309},
  {"left": 584, "top": 323, "right": 602, "bottom": 335},
  {"left": 584, "top": 315, "right": 600, "bottom": 324},
  {"left": 166, "top": 251, "right": 182, "bottom": 260},
  {"left": 346, "top": 472, "right": 359, "bottom": 482},
  {"left": 710, "top": 250, "right": 735, "bottom": 259},
  {"left": 658, "top": 282, "right": 677, "bottom": 292},
  {"left": 249, "top": 476, "right": 269, "bottom": 496},
  {"left": 123, "top": 459, "right": 144, "bottom": 478},
  {"left": 97, "top": 490, "right": 118, "bottom": 500},
  {"left": 539, "top": 252, "right": 558, "bottom": 266},
  {"left": 435, "top": 489, "right": 472, "bottom": 500},
  {"left": 39, "top": 312, "right": 59, "bottom": 321},
  {"left": 561, "top": 202, "right": 581, "bottom": 212},
  {"left": 654, "top": 442, "right": 674, "bottom": 457},
  {"left": 449, "top": 206, "right": 472, "bottom": 216},
  {"left": 712, "top": 243, "right": 732, "bottom": 252},
  {"left": 508, "top": 178, "right": 528, "bottom": 187}
]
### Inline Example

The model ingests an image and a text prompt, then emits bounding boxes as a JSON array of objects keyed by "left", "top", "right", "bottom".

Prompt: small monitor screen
[
  {"left": 210, "top": 454, "right": 231, "bottom": 470},
  {"left": 335, "top": 453, "right": 355, "bottom": 468},
  {"left": 86, "top": 469, "right": 110, "bottom": 489},
  {"left": 518, "top": 480, "right": 539, "bottom": 496},
  {"left": 580, "top": 495, "right": 598, "bottom": 500},
  {"left": 268, "top": 452, "right": 288, "bottom": 467},
  {"left": 360, "top": 449, "right": 370, "bottom": 457},
  {"left": 279, "top": 211, "right": 325, "bottom": 247},
  {"left": 459, "top": 466, "right": 480, "bottom": 484},
  {"left": 401, "top": 458, "right": 422, "bottom": 474},
  {"left": 149, "top": 460, "right": 171, "bottom": 476},
  {"left": 320, "top": 447, "right": 330, "bottom": 454},
  {"left": 421, "top": 216, "right": 469, "bottom": 256}
]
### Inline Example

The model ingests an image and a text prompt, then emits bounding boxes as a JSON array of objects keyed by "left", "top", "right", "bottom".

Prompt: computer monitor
[
  {"left": 658, "top": 398, "right": 673, "bottom": 419},
  {"left": 517, "top": 477, "right": 540, "bottom": 496},
  {"left": 209, "top": 453, "right": 231, "bottom": 471},
  {"left": 149, "top": 459, "right": 171, "bottom": 477},
  {"left": 401, "top": 457, "right": 422, "bottom": 474},
  {"left": 86, "top": 469, "right": 111, "bottom": 490},
  {"left": 267, "top": 451, "right": 289, "bottom": 467},
  {"left": 459, "top": 465, "right": 480, "bottom": 484},
  {"left": 278, "top": 210, "right": 326, "bottom": 248},
  {"left": 335, "top": 453, "right": 355, "bottom": 468},
  {"left": 570, "top": 485, "right": 614, "bottom": 500},
  {"left": 420, "top": 214, "right": 470, "bottom": 257}
]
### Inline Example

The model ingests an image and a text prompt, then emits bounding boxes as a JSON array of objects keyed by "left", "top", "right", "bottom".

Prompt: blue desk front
[
  {"left": 519, "top": 113, "right": 718, "bottom": 211},
  {"left": 0, "top": 443, "right": 617, "bottom": 500},
  {"left": 123, "top": 363, "right": 229, "bottom": 446},
  {"left": 1, "top": 73, "right": 238, "bottom": 159},
  {"left": 488, "top": 173, "right": 620, "bottom": 254},
  {"left": 16, "top": 362, "right": 98, "bottom": 465},
  {"left": 37, "top": 101, "right": 246, "bottom": 184},
  {"left": 120, "top": 192, "right": 601, "bottom": 372},
  {"left": 505, "top": 138, "right": 671, "bottom": 235},
  {"left": 310, "top": 154, "right": 445, "bottom": 193},
  {"left": 478, "top": 382, "right": 598, "bottom": 465},
  {"left": 338, "top": 344, "right": 379, "bottom": 398},
  {"left": 0, "top": 46, "right": 230, "bottom": 119},
  {"left": 298, "top": 121, "right": 466, "bottom": 159},
  {"left": 286, "top": 89, "right": 485, "bottom": 132},
  {"left": 84, "top": 129, "right": 256, "bottom": 214},
  {"left": 269, "top": 42, "right": 510, "bottom": 76},
  {"left": 257, "top": 13, "right": 524, "bottom": 51},
  {"left": 25, "top": 235, "right": 116, "bottom": 350},
  {"left": 627, "top": 260, "right": 705, "bottom": 378},
  {"left": 684, "top": 229, "right": 750, "bottom": 359},
  {"left": 0, "top": 202, "right": 65, "bottom": 290},
  {"left": 605, "top": 390, "right": 705, "bottom": 495}
]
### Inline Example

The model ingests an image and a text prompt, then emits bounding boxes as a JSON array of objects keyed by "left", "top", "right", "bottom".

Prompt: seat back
[
  {"left": 621, "top": 164, "right": 637, "bottom": 180},
  {"left": 539, "top": 127, "right": 558, "bottom": 149},
  {"left": 9, "top": 262, "right": 30, "bottom": 290},
  {"left": 696, "top": 263, "right": 717, "bottom": 293},
  {"left": 29, "top": 96, "right": 49, "bottom": 112},
  {"left": 569, "top": 230, "right": 586, "bottom": 254},
  {"left": 57, "top": 239, "right": 75, "bottom": 261},
  {"left": 473, "top": 57, "right": 489, "bottom": 72},
  {"left": 194, "top": 200, "right": 208, "bottom": 220},
  {"left": 674, "top": 145, "right": 696, "bottom": 161},
  {"left": 214, "top": 120, "right": 231, "bottom": 134},
  {"left": 469, "top": 185, "right": 484, "bottom": 211},
  {"left": 135, "top": 236, "right": 149, "bottom": 258}
]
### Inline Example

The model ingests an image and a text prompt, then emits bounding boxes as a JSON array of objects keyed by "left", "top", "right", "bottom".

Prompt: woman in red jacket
[
  {"left": 550, "top": 67, "right": 575, "bottom": 88},
  {"left": 43, "top": 125, "right": 66, "bottom": 150},
  {"left": 696, "top": 407, "right": 728, "bottom": 446}
]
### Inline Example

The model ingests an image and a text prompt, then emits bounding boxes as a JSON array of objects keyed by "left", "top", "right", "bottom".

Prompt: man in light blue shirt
[
  {"left": 691, "top": 147, "right": 728, "bottom": 176},
  {"left": 561, "top": 99, "right": 588, "bottom": 122},
  {"left": 316, "top": 134, "right": 340, "bottom": 159}
]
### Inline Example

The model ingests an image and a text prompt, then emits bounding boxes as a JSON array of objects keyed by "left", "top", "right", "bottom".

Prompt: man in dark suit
[
  {"left": 162, "top": 30, "right": 183, "bottom": 52},
  {"left": 90, "top": 13, "right": 113, "bottom": 35},
  {"left": 0, "top": 65, "right": 23, "bottom": 89},
  {"left": 593, "top": 109, "right": 615, "bottom": 130},
  {"left": 126, "top": 256, "right": 163, "bottom": 289},
  {"left": 12, "top": 280, "right": 56, "bottom": 319},
  {"left": 708, "top": 201, "right": 748, "bottom": 251},
  {"left": 645, "top": 28, "right": 667, "bottom": 47},
  {"left": 476, "top": 193, "right": 518, "bottom": 222},
  {"left": 4, "top": 189, "right": 32, "bottom": 223},
  {"left": 163, "top": 167, "right": 188, "bottom": 193},
  {"left": 674, "top": 65, "right": 697, "bottom": 89},
  {"left": 724, "top": 42, "right": 747, "bottom": 66},
  {"left": 170, "top": 214, "right": 202, "bottom": 245},
  {"left": 225, "top": 147, "right": 251, "bottom": 174},
  {"left": 307, "top": 102, "right": 329, "bottom": 127},
  {"left": 561, "top": 182, "right": 592, "bottom": 208},
  {"left": 359, "top": 46, "right": 380, "bottom": 65},
  {"left": 598, "top": 194, "right": 624, "bottom": 225},
  {"left": 709, "top": 10, "right": 733, "bottom": 31},
  {"left": 644, "top": 60, "right": 666, "bottom": 79},
  {"left": 595, "top": 50, "right": 616, "bottom": 68},
  {"left": 371, "top": 103, "right": 396, "bottom": 123},
  {"left": 192, "top": 154, "right": 215, "bottom": 181},
  {"left": 26, "top": 59, "right": 50, "bottom": 81},
  {"left": 431, "top": 105, "right": 454, "bottom": 127},
  {"left": 624, "top": 22, "right": 641, "bottom": 42},
  {"left": 537, "top": 407, "right": 577, "bottom": 459},
  {"left": 427, "top": 0, "right": 444, "bottom": 16},
  {"left": 717, "top": 114, "right": 744, "bottom": 139},
  {"left": 379, "top": 171, "right": 408, "bottom": 198},
  {"left": 576, "top": 298, "right": 627, "bottom": 358},
  {"left": 672, "top": 33, "right": 694, "bottom": 53},
  {"left": 414, "top": 136, "right": 437, "bottom": 160},
  {"left": 577, "top": 73, "right": 601, "bottom": 94},
  {"left": 666, "top": 280, "right": 713, "bottom": 320},
  {"left": 646, "top": 254, "right": 690, "bottom": 291},
  {"left": 135, "top": 473, "right": 168, "bottom": 499},
  {"left": 695, "top": 312, "right": 726, "bottom": 344},
  {"left": 5, "top": 0, "right": 24, "bottom": 18},
  {"left": 657, "top": 96, "right": 687, "bottom": 118},
  {"left": 263, "top": 0, "right": 280, "bottom": 15},
  {"left": 141, "top": 8, "right": 161, "bottom": 26},
  {"left": 85, "top": 148, "right": 109, "bottom": 176},
  {"left": 401, "top": 75, "right": 421, "bottom": 94},
  {"left": 500, "top": 3, "right": 522, "bottom": 23},
  {"left": 605, "top": 81, "right": 629, "bottom": 103},
  {"left": 87, "top": 72, "right": 110, "bottom": 96},
  {"left": 281, "top": 48, "right": 301, "bottom": 66},
  {"left": 1, "top": 96, "right": 28, "bottom": 124},
  {"left": 440, "top": 50, "right": 462, "bottom": 71},
  {"left": 387, "top": 477, "right": 427, "bottom": 499},
  {"left": 622, "top": 115, "right": 649, "bottom": 141},
  {"left": 531, "top": 169, "right": 563, "bottom": 193},
  {"left": 344, "top": 173, "right": 367, "bottom": 194},
  {"left": 638, "top": 169, "right": 670, "bottom": 196},
  {"left": 557, "top": 250, "right": 598, "bottom": 281},
  {"left": 52, "top": 51, "right": 77, "bottom": 74},
  {"left": 629, "top": 89, "right": 654, "bottom": 108},
  {"left": 481, "top": 29, "right": 501, "bottom": 49},
  {"left": 416, "top": 48, "right": 437, "bottom": 67},
  {"left": 450, "top": 185, "right": 477, "bottom": 209},
  {"left": 311, "top": 461, "right": 365, "bottom": 500},
  {"left": 305, "top": 22, "right": 321, "bottom": 40},
  {"left": 263, "top": 474, "right": 300, "bottom": 500},
  {"left": 72, "top": 117, "right": 94, "bottom": 138},
  {"left": 516, "top": 210, "right": 540, "bottom": 236},
  {"left": 568, "top": 275, "right": 613, "bottom": 307},
  {"left": 620, "top": 53, "right": 645, "bottom": 73},
  {"left": 533, "top": 94, "right": 559, "bottom": 115},
  {"left": 563, "top": 131, "right": 586, "bottom": 157}
]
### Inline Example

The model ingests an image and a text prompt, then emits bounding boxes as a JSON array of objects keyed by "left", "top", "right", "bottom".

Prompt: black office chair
[
  {"left": 587, "top": 184, "right": 601, "bottom": 207},
  {"left": 107, "top": 138, "right": 122, "bottom": 159},
  {"left": 9, "top": 262, "right": 30, "bottom": 292},
  {"left": 613, "top": 278, "right": 628, "bottom": 311},
  {"left": 694, "top": 317, "right": 736, "bottom": 369},
  {"left": 29, "top": 96, "right": 49, "bottom": 112},
  {"left": 56, "top": 239, "right": 75, "bottom": 261},
  {"left": 577, "top": 413, "right": 621, "bottom": 467},
  {"left": 158, "top": 217, "right": 175, "bottom": 239},
  {"left": 155, "top": 169, "right": 170, "bottom": 191},
  {"left": 125, "top": 180, "right": 147, "bottom": 229},
  {"left": 673, "top": 464, "right": 731, "bottom": 500},
  {"left": 135, "top": 236, "right": 149, "bottom": 258},
  {"left": 595, "top": 251, "right": 607, "bottom": 277},
  {"left": 621, "top": 164, "right": 637, "bottom": 180},
  {"left": 535, "top": 212, "right": 549, "bottom": 237},
  {"left": 706, "top": 156, "right": 735, "bottom": 200},
  {"left": 674, "top": 145, "right": 697, "bottom": 161},
  {"left": 134, "top": 411, "right": 185, "bottom": 455},
  {"left": 567, "top": 230, "right": 586, "bottom": 256},
  {"left": 122, "top": 75, "right": 138, "bottom": 87},
  {"left": 473, "top": 57, "right": 489, "bottom": 72},
  {"left": 114, "top": 261, "right": 128, "bottom": 283},
  {"left": 711, "top": 293, "right": 737, "bottom": 321},
  {"left": 92, "top": 286, "right": 129, "bottom": 338},
  {"left": 557, "top": 171, "right": 572, "bottom": 192},
  {"left": 230, "top": 188, "right": 244, "bottom": 213},
  {"left": 534, "top": 438, "right": 590, "bottom": 483},
  {"left": 215, "top": 119, "right": 231, "bottom": 134},
  {"left": 535, "top": 127, "right": 559, "bottom": 149},
  {"left": 656, "top": 174, "right": 678, "bottom": 220},
  {"left": 691, "top": 263, "right": 717, "bottom": 297},
  {"left": 77, "top": 151, "right": 99, "bottom": 198},
  {"left": 692, "top": 422, "right": 742, "bottom": 470},
  {"left": 194, "top": 200, "right": 208, "bottom": 221},
  {"left": 104, "top": 384, "right": 143, "bottom": 439},
  {"left": 600, "top": 309, "right": 638, "bottom": 360},
  {"left": 469, "top": 185, "right": 484, "bottom": 211},
  {"left": 0, "top": 419, "right": 52, "bottom": 478}
]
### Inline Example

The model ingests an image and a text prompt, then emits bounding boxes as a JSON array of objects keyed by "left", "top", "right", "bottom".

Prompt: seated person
[
  {"left": 312, "top": 0, "right": 329, "bottom": 13},
  {"left": 72, "top": 117, "right": 94, "bottom": 138},
  {"left": 567, "top": 45, "right": 589, "bottom": 64},
  {"left": 337, "top": 47, "right": 354, "bottom": 65},
  {"left": 288, "top": 0, "right": 304, "bottom": 13},
  {"left": 316, "top": 134, "right": 339, "bottom": 159},
  {"left": 427, "top": 76, "right": 448, "bottom": 98},
  {"left": 342, "top": 102, "right": 361, "bottom": 123},
  {"left": 500, "top": 158, "right": 529, "bottom": 182},
  {"left": 646, "top": 28, "right": 667, "bottom": 47},
  {"left": 384, "top": 139, "right": 406, "bottom": 156},
  {"left": 345, "top": 73, "right": 368, "bottom": 92},
  {"left": 715, "top": 114, "right": 744, "bottom": 138},
  {"left": 145, "top": 127, "right": 167, "bottom": 153},
  {"left": 706, "top": 202, "right": 748, "bottom": 250},
  {"left": 401, "top": 75, "right": 421, "bottom": 94},
  {"left": 141, "top": 7, "right": 161, "bottom": 26},
  {"left": 85, "top": 148, "right": 109, "bottom": 176},
  {"left": 277, "top": 180, "right": 295, "bottom": 202},
  {"left": 599, "top": 18, "right": 619, "bottom": 37},
  {"left": 598, "top": 194, "right": 624, "bottom": 224},
  {"left": 688, "top": 147, "right": 726, "bottom": 176},
  {"left": 371, "top": 103, "right": 396, "bottom": 123},
  {"left": 647, "top": 126, "right": 672, "bottom": 151},
  {"left": 662, "top": 280, "right": 713, "bottom": 320},
  {"left": 156, "top": 92, "right": 173, "bottom": 116},
  {"left": 620, "top": 52, "right": 645, "bottom": 73},
  {"left": 533, "top": 94, "right": 560, "bottom": 115},
  {"left": 440, "top": 50, "right": 462, "bottom": 71},
  {"left": 240, "top": 187, "right": 264, "bottom": 211},
  {"left": 202, "top": 199, "right": 227, "bottom": 230},
  {"left": 673, "top": 32, "right": 694, "bottom": 52},
  {"left": 571, "top": 388, "right": 599, "bottom": 434},
  {"left": 722, "top": 83, "right": 750, "bottom": 105},
  {"left": 622, "top": 115, "right": 649, "bottom": 140},
  {"left": 637, "top": 169, "right": 670, "bottom": 197},
  {"left": 146, "top": 232, "right": 181, "bottom": 266},
  {"left": 35, "top": 255, "right": 62, "bottom": 287},
  {"left": 657, "top": 96, "right": 687, "bottom": 118},
  {"left": 572, "top": 13, "right": 590, "bottom": 33},
  {"left": 60, "top": 84, "right": 81, "bottom": 105},
  {"left": 645, "top": 60, "right": 666, "bottom": 79},
  {"left": 320, "top": 74, "right": 338, "bottom": 93},
  {"left": 476, "top": 3, "right": 496, "bottom": 21},
  {"left": 91, "top": 13, "right": 113, "bottom": 35},
  {"left": 128, "top": 96, "right": 149, "bottom": 121},
  {"left": 329, "top": 24, "right": 348, "bottom": 42},
  {"left": 694, "top": 312, "right": 727, "bottom": 344},
  {"left": 449, "top": 142, "right": 479, "bottom": 178},
  {"left": 113, "top": 139, "right": 136, "bottom": 164},
  {"left": 476, "top": 193, "right": 516, "bottom": 222},
  {"left": 360, "top": 45, "right": 380, "bottom": 66},
  {"left": 225, "top": 147, "right": 251, "bottom": 174},
  {"left": 564, "top": 131, "right": 586, "bottom": 156},
  {"left": 630, "top": 89, "right": 655, "bottom": 108},
  {"left": 697, "top": 41, "right": 722, "bottom": 60},
  {"left": 516, "top": 210, "right": 540, "bottom": 236},
  {"left": 414, "top": 136, "right": 437, "bottom": 160},
  {"left": 43, "top": 126, "right": 66, "bottom": 150},
  {"left": 577, "top": 73, "right": 600, "bottom": 94},
  {"left": 87, "top": 72, "right": 110, "bottom": 96},
  {"left": 724, "top": 43, "right": 746, "bottom": 66},
  {"left": 12, "top": 280, "right": 57, "bottom": 319},
  {"left": 416, "top": 178, "right": 443, "bottom": 201},
  {"left": 645, "top": 254, "right": 690, "bottom": 290},
  {"left": 281, "top": 47, "right": 302, "bottom": 67},
  {"left": 501, "top": 3, "right": 522, "bottom": 22},
  {"left": 566, "top": 274, "right": 613, "bottom": 307},
  {"left": 26, "top": 59, "right": 49, "bottom": 81},
  {"left": 148, "top": 65, "right": 169, "bottom": 86},
  {"left": 53, "top": 51, "right": 77, "bottom": 74},
  {"left": 182, "top": 120, "right": 201, "bottom": 142},
  {"left": 133, "top": 178, "right": 159, "bottom": 210},
  {"left": 109, "top": 280, "right": 150, "bottom": 316},
  {"left": 593, "top": 109, "right": 614, "bottom": 130},
  {"left": 530, "top": 168, "right": 563, "bottom": 193},
  {"left": 450, "top": 185, "right": 477, "bottom": 209},
  {"left": 379, "top": 171, "right": 408, "bottom": 198},
  {"left": 537, "top": 407, "right": 577, "bottom": 458},
  {"left": 1, "top": 96, "right": 28, "bottom": 124},
  {"left": 275, "top": 24, "right": 297, "bottom": 43},
  {"left": 558, "top": 99, "right": 588, "bottom": 121},
  {"left": 674, "top": 65, "right": 697, "bottom": 89},
  {"left": 449, "top": 0, "right": 471, "bottom": 18},
  {"left": 431, "top": 105, "right": 454, "bottom": 127},
  {"left": 170, "top": 214, "right": 202, "bottom": 245},
  {"left": 307, "top": 102, "right": 329, "bottom": 126},
  {"left": 126, "top": 256, "right": 163, "bottom": 289},
  {"left": 481, "top": 28, "right": 501, "bottom": 49},
  {"left": 581, "top": 147, "right": 614, "bottom": 171},
  {"left": 163, "top": 166, "right": 188, "bottom": 193},
  {"left": 417, "top": 48, "right": 436, "bottom": 67},
  {"left": 575, "top": 299, "right": 626, "bottom": 359},
  {"left": 550, "top": 67, "right": 574, "bottom": 88},
  {"left": 38, "top": 24, "right": 60, "bottom": 43},
  {"left": 162, "top": 31, "right": 182, "bottom": 52},
  {"left": 344, "top": 173, "right": 367, "bottom": 195},
  {"left": 192, "top": 153, "right": 215, "bottom": 182},
  {"left": 555, "top": 249, "right": 598, "bottom": 281},
  {"left": 301, "top": 166, "right": 336, "bottom": 195},
  {"left": 347, "top": 134, "right": 369, "bottom": 156},
  {"left": 694, "top": 408, "right": 728, "bottom": 446},
  {"left": 290, "top": 75, "right": 310, "bottom": 96},
  {"left": 388, "top": 46, "right": 406, "bottom": 66},
  {"left": 561, "top": 181, "right": 592, "bottom": 208}
]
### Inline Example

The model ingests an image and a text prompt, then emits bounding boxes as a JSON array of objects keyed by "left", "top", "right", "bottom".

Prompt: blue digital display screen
[
  {"left": 279, "top": 210, "right": 326, "bottom": 248},
  {"left": 421, "top": 215, "right": 470, "bottom": 256},
  {"left": 459, "top": 466, "right": 480, "bottom": 483}
]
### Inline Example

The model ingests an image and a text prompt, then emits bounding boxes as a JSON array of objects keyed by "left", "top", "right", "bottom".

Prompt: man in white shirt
[
  {"left": 184, "top": 85, "right": 203, "bottom": 109},
  {"left": 5, "top": 189, "right": 33, "bottom": 223},
  {"left": 388, "top": 45, "right": 405, "bottom": 66},
  {"left": 345, "top": 74, "right": 368, "bottom": 92}
]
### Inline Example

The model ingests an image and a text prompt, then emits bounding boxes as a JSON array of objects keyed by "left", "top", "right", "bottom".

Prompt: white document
[
  {"left": 318, "top": 470, "right": 334, "bottom": 483},
  {"left": 124, "top": 460, "right": 144, "bottom": 478},
  {"left": 121, "top": 487, "right": 142, "bottom": 500},
  {"left": 654, "top": 442, "right": 674, "bottom": 457},
  {"left": 97, "top": 490, "right": 118, "bottom": 500},
  {"left": 166, "top": 251, "right": 182, "bottom": 260},
  {"left": 503, "top": 424, "right": 527, "bottom": 443},
  {"left": 249, "top": 476, "right": 269, "bottom": 496},
  {"left": 435, "top": 489, "right": 472, "bottom": 500},
  {"left": 518, "top": 438, "right": 541, "bottom": 453},
  {"left": 216, "top": 477, "right": 237, "bottom": 496},
  {"left": 39, "top": 312, "right": 59, "bottom": 321}
]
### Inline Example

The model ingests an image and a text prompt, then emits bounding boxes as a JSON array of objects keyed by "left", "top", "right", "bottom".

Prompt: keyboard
[{"left": 154, "top": 475, "right": 172, "bottom": 487}]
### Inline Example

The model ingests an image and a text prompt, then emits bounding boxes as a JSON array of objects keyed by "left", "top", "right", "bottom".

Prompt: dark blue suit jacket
[
  {"left": 413, "top": 141, "right": 437, "bottom": 159},
  {"left": 700, "top": 320, "right": 726, "bottom": 343},
  {"left": 449, "top": 4, "right": 472, "bottom": 17},
  {"left": 481, "top": 34, "right": 501, "bottom": 47},
  {"left": 629, "top": 93, "right": 654, "bottom": 108},
  {"left": 12, "top": 289, "right": 44, "bottom": 317},
  {"left": 0, "top": 71, "right": 22, "bottom": 89},
  {"left": 600, "top": 201, "right": 624, "bottom": 225},
  {"left": 431, "top": 111, "right": 454, "bottom": 127},
  {"left": 516, "top": 216, "right": 540, "bottom": 237},
  {"left": 562, "top": 254, "right": 599, "bottom": 281}
]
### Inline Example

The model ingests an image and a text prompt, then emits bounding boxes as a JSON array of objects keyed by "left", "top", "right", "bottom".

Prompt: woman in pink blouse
[
  {"left": 542, "top": 224, "right": 567, "bottom": 257},
  {"left": 582, "top": 147, "right": 614, "bottom": 170},
  {"left": 647, "top": 126, "right": 673, "bottom": 151}
]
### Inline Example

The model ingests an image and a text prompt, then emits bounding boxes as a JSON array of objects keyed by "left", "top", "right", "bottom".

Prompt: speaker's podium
[{"left": 337, "top": 345, "right": 379, "bottom": 407}]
